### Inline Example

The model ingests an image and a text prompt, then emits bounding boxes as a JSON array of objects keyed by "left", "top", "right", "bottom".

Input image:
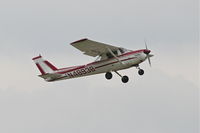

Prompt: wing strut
[{"left": 107, "top": 47, "right": 124, "bottom": 65}]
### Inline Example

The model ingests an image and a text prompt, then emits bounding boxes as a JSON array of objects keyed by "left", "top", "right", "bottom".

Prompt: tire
[
  {"left": 105, "top": 72, "right": 112, "bottom": 80},
  {"left": 121, "top": 76, "right": 129, "bottom": 83},
  {"left": 138, "top": 69, "right": 144, "bottom": 75}
]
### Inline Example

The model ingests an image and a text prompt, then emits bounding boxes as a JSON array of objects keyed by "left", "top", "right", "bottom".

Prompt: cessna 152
[{"left": 32, "top": 38, "right": 153, "bottom": 83}]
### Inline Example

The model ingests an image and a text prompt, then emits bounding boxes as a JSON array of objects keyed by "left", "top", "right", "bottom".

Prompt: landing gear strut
[{"left": 114, "top": 71, "right": 129, "bottom": 83}]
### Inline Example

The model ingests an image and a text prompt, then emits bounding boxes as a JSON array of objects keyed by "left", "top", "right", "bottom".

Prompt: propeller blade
[
  {"left": 148, "top": 54, "right": 154, "bottom": 57},
  {"left": 144, "top": 39, "right": 152, "bottom": 67},
  {"left": 144, "top": 39, "right": 148, "bottom": 49},
  {"left": 147, "top": 56, "right": 151, "bottom": 67}
]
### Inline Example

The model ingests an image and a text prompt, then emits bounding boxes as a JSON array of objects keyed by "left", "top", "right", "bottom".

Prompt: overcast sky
[{"left": 0, "top": 0, "right": 199, "bottom": 133}]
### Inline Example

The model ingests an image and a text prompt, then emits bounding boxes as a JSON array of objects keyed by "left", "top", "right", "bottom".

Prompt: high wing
[{"left": 70, "top": 38, "right": 120, "bottom": 57}]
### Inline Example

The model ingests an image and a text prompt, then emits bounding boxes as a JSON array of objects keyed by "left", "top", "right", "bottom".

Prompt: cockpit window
[
  {"left": 119, "top": 48, "right": 124, "bottom": 53},
  {"left": 119, "top": 48, "right": 130, "bottom": 53}
]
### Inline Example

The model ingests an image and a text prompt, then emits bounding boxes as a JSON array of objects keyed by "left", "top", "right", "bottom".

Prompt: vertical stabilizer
[{"left": 32, "top": 55, "right": 58, "bottom": 75}]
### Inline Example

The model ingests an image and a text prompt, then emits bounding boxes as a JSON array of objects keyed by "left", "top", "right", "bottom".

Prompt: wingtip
[{"left": 70, "top": 38, "right": 88, "bottom": 45}]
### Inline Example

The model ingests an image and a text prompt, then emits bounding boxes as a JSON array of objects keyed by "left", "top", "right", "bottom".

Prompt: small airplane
[{"left": 32, "top": 38, "right": 153, "bottom": 83}]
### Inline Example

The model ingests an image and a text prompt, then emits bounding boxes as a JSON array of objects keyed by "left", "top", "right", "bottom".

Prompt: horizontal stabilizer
[{"left": 39, "top": 73, "right": 61, "bottom": 79}]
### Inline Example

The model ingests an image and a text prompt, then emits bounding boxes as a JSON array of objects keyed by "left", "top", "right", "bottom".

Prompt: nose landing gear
[
  {"left": 138, "top": 69, "right": 144, "bottom": 75},
  {"left": 136, "top": 65, "right": 144, "bottom": 76}
]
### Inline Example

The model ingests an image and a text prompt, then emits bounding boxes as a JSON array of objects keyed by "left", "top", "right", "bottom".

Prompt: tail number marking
[{"left": 67, "top": 66, "right": 95, "bottom": 78}]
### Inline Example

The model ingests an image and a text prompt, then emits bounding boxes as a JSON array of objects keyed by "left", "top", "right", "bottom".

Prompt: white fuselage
[{"left": 46, "top": 50, "right": 147, "bottom": 82}]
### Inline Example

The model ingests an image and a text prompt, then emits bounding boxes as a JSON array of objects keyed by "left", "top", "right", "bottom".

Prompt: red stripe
[
  {"left": 58, "top": 65, "right": 85, "bottom": 74},
  {"left": 95, "top": 57, "right": 136, "bottom": 69},
  {"left": 32, "top": 55, "right": 42, "bottom": 60},
  {"left": 44, "top": 61, "right": 58, "bottom": 71},
  {"left": 36, "top": 63, "right": 45, "bottom": 75},
  {"left": 57, "top": 57, "right": 135, "bottom": 74},
  {"left": 71, "top": 38, "right": 88, "bottom": 44},
  {"left": 56, "top": 49, "right": 143, "bottom": 74}
]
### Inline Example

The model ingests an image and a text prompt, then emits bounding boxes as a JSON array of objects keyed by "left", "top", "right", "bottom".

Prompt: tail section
[{"left": 32, "top": 55, "right": 58, "bottom": 75}]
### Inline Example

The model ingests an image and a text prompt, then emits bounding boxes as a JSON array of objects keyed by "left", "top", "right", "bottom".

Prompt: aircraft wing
[{"left": 70, "top": 38, "right": 120, "bottom": 57}]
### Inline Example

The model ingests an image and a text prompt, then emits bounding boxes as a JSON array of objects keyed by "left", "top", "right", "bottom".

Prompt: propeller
[{"left": 144, "top": 40, "right": 152, "bottom": 67}]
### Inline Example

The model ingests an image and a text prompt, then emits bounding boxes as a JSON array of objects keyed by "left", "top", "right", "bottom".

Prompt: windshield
[{"left": 119, "top": 48, "right": 131, "bottom": 53}]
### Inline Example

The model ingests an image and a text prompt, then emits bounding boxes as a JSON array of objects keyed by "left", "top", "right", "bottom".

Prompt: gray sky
[{"left": 0, "top": 0, "right": 199, "bottom": 133}]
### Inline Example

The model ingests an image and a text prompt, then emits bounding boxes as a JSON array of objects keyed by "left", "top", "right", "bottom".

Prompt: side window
[
  {"left": 119, "top": 48, "right": 124, "bottom": 53},
  {"left": 106, "top": 50, "right": 118, "bottom": 58},
  {"left": 106, "top": 53, "right": 113, "bottom": 58},
  {"left": 113, "top": 51, "right": 118, "bottom": 55}
]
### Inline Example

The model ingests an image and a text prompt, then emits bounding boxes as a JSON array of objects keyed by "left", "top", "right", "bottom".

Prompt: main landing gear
[
  {"left": 105, "top": 71, "right": 129, "bottom": 83},
  {"left": 105, "top": 72, "right": 112, "bottom": 79}
]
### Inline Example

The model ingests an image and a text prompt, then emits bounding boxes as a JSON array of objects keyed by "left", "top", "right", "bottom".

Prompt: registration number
[{"left": 66, "top": 66, "right": 95, "bottom": 78}]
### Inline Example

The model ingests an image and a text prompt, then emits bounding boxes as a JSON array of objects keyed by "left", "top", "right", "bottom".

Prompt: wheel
[
  {"left": 121, "top": 76, "right": 129, "bottom": 83},
  {"left": 105, "top": 72, "right": 112, "bottom": 80},
  {"left": 138, "top": 69, "right": 144, "bottom": 75}
]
